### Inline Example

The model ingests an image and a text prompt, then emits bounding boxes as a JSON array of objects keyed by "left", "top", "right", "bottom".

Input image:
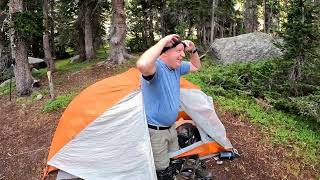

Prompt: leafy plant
[
  {"left": 42, "top": 93, "right": 75, "bottom": 112},
  {"left": 185, "top": 57, "right": 320, "bottom": 165}
]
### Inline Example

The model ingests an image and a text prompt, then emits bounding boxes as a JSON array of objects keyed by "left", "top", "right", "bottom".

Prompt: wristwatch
[{"left": 191, "top": 47, "right": 198, "bottom": 54}]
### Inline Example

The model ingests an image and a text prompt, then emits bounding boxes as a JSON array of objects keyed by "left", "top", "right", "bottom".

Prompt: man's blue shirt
[{"left": 141, "top": 59, "right": 190, "bottom": 127}]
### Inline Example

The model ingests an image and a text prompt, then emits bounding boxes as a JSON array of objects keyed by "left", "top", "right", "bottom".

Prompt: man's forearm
[
  {"left": 136, "top": 40, "right": 166, "bottom": 76},
  {"left": 190, "top": 51, "right": 201, "bottom": 70}
]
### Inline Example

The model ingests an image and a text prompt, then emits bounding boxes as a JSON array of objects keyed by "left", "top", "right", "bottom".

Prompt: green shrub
[
  {"left": 185, "top": 57, "right": 320, "bottom": 164},
  {"left": 186, "top": 58, "right": 320, "bottom": 125},
  {"left": 42, "top": 93, "right": 75, "bottom": 112},
  {"left": 126, "top": 37, "right": 149, "bottom": 53},
  {"left": 273, "top": 95, "right": 320, "bottom": 123},
  {"left": 32, "top": 68, "right": 48, "bottom": 79}
]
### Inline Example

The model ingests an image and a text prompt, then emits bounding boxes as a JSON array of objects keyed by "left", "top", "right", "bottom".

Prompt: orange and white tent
[{"left": 45, "top": 68, "right": 233, "bottom": 180}]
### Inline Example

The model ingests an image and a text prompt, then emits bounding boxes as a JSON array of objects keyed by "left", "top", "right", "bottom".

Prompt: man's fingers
[
  {"left": 183, "top": 40, "right": 191, "bottom": 47},
  {"left": 171, "top": 34, "right": 180, "bottom": 41}
]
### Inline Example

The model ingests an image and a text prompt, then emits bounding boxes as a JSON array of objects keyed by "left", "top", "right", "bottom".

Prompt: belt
[{"left": 148, "top": 124, "right": 171, "bottom": 130}]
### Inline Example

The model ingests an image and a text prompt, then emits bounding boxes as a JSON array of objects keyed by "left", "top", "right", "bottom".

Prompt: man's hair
[{"left": 161, "top": 39, "right": 186, "bottom": 54}]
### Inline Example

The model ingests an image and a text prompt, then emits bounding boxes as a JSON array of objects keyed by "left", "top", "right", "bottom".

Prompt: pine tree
[{"left": 279, "top": 0, "right": 319, "bottom": 94}]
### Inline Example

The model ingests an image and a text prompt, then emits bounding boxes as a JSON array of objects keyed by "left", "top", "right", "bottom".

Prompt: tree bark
[
  {"left": 210, "top": 0, "right": 216, "bottom": 43},
  {"left": 9, "top": 0, "right": 33, "bottom": 96},
  {"left": 147, "top": 10, "right": 155, "bottom": 47},
  {"left": 43, "top": 0, "right": 55, "bottom": 72},
  {"left": 273, "top": 7, "right": 280, "bottom": 33},
  {"left": 202, "top": 25, "right": 206, "bottom": 44},
  {"left": 229, "top": 23, "right": 232, "bottom": 37},
  {"left": 244, "top": 0, "right": 259, "bottom": 33},
  {"left": 84, "top": 1, "right": 95, "bottom": 60},
  {"left": 263, "top": 0, "right": 266, "bottom": 33},
  {"left": 107, "top": 0, "right": 129, "bottom": 64},
  {"left": 49, "top": 0, "right": 56, "bottom": 60},
  {"left": 160, "top": 0, "right": 167, "bottom": 37},
  {"left": 76, "top": 1, "right": 86, "bottom": 61},
  {"left": 187, "top": 18, "right": 193, "bottom": 37},
  {"left": 264, "top": 0, "right": 272, "bottom": 33},
  {"left": 0, "top": 21, "right": 4, "bottom": 59},
  {"left": 220, "top": 22, "right": 225, "bottom": 38},
  {"left": 47, "top": 71, "right": 55, "bottom": 99}
]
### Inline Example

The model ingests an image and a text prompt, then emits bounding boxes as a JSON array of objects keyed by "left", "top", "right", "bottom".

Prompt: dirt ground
[{"left": 0, "top": 62, "right": 318, "bottom": 180}]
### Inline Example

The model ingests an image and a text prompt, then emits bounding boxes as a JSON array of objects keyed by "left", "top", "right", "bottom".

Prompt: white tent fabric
[
  {"left": 180, "top": 89, "right": 233, "bottom": 148},
  {"left": 56, "top": 170, "right": 78, "bottom": 180},
  {"left": 48, "top": 91, "right": 157, "bottom": 180}
]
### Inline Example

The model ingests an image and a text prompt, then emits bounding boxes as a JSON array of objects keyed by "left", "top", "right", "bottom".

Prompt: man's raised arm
[
  {"left": 136, "top": 34, "right": 180, "bottom": 76},
  {"left": 183, "top": 40, "right": 201, "bottom": 72}
]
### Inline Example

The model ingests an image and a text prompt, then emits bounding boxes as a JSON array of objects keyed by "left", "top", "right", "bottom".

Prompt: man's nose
[{"left": 181, "top": 51, "right": 185, "bottom": 57}]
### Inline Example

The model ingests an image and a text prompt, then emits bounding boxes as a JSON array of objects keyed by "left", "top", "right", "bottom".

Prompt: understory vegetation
[{"left": 186, "top": 57, "right": 320, "bottom": 166}]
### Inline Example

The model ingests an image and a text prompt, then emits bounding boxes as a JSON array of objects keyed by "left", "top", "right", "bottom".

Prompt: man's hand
[
  {"left": 182, "top": 40, "right": 195, "bottom": 52},
  {"left": 182, "top": 40, "right": 201, "bottom": 73},
  {"left": 160, "top": 34, "right": 180, "bottom": 47}
]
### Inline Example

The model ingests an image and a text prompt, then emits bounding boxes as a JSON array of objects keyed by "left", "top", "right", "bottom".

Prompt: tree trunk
[
  {"left": 290, "top": 5, "right": 305, "bottom": 85},
  {"left": 0, "top": 26, "right": 4, "bottom": 59},
  {"left": 187, "top": 18, "right": 193, "bottom": 37},
  {"left": 229, "top": 23, "right": 232, "bottom": 37},
  {"left": 210, "top": 0, "right": 216, "bottom": 43},
  {"left": 0, "top": 12, "right": 6, "bottom": 59},
  {"left": 84, "top": 2, "right": 95, "bottom": 60},
  {"left": 49, "top": 0, "right": 56, "bottom": 60},
  {"left": 283, "top": 0, "right": 288, "bottom": 9},
  {"left": 263, "top": 0, "right": 266, "bottom": 33},
  {"left": 220, "top": 23, "right": 224, "bottom": 38},
  {"left": 196, "top": 27, "right": 201, "bottom": 41},
  {"left": 160, "top": 0, "right": 167, "bottom": 37},
  {"left": 43, "top": 0, "right": 55, "bottom": 72},
  {"left": 147, "top": 11, "right": 155, "bottom": 47},
  {"left": 264, "top": 0, "right": 272, "bottom": 33},
  {"left": 244, "top": 0, "right": 259, "bottom": 33},
  {"left": 202, "top": 25, "right": 206, "bottom": 44},
  {"left": 107, "top": 0, "right": 129, "bottom": 64},
  {"left": 9, "top": 0, "right": 33, "bottom": 96},
  {"left": 273, "top": 11, "right": 280, "bottom": 33},
  {"left": 76, "top": 1, "right": 86, "bottom": 61}
]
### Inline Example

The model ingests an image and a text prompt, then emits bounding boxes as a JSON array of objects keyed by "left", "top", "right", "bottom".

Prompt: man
[{"left": 136, "top": 34, "right": 201, "bottom": 179}]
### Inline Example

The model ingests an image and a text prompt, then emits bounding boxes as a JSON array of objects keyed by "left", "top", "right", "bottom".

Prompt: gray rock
[
  {"left": 0, "top": 78, "right": 14, "bottom": 88},
  {"left": 28, "top": 57, "right": 47, "bottom": 69},
  {"left": 70, "top": 55, "right": 80, "bottom": 63},
  {"left": 28, "top": 57, "right": 44, "bottom": 64},
  {"left": 211, "top": 32, "right": 283, "bottom": 64},
  {"left": 35, "top": 94, "right": 43, "bottom": 100}
]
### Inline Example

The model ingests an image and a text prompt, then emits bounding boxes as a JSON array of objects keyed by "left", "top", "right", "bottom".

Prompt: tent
[{"left": 44, "top": 68, "right": 233, "bottom": 180}]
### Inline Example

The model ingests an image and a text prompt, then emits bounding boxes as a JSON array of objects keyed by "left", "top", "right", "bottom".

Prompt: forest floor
[{"left": 0, "top": 59, "right": 318, "bottom": 180}]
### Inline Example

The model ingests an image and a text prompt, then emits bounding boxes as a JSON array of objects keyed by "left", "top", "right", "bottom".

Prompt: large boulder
[
  {"left": 211, "top": 32, "right": 282, "bottom": 64},
  {"left": 28, "top": 57, "right": 47, "bottom": 69},
  {"left": 70, "top": 55, "right": 81, "bottom": 63}
]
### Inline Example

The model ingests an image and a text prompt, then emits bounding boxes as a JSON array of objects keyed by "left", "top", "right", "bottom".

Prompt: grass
[
  {"left": 185, "top": 58, "right": 320, "bottom": 166},
  {"left": 41, "top": 92, "right": 75, "bottom": 112},
  {"left": 32, "top": 45, "right": 109, "bottom": 79},
  {"left": 15, "top": 88, "right": 49, "bottom": 105}
]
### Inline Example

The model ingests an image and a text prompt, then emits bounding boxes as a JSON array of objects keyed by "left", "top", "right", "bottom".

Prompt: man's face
[{"left": 165, "top": 44, "right": 186, "bottom": 69}]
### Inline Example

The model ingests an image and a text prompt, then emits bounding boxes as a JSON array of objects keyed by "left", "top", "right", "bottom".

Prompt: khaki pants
[{"left": 148, "top": 126, "right": 179, "bottom": 170}]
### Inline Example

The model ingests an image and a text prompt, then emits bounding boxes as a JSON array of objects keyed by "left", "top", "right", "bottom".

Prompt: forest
[{"left": 0, "top": 0, "right": 319, "bottom": 179}]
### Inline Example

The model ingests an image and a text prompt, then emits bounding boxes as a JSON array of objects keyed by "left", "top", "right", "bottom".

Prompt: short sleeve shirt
[{"left": 141, "top": 59, "right": 190, "bottom": 127}]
